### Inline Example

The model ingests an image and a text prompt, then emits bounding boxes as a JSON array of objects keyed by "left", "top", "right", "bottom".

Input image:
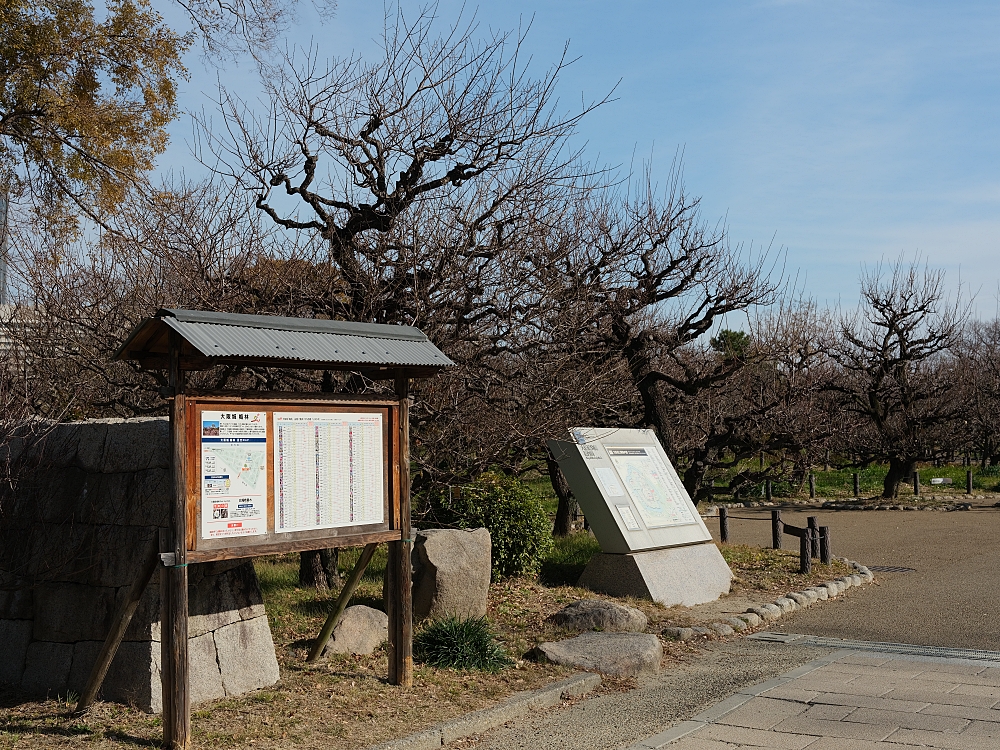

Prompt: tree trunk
[
  {"left": 299, "top": 550, "right": 330, "bottom": 591},
  {"left": 320, "top": 548, "right": 340, "bottom": 587},
  {"left": 882, "top": 456, "right": 916, "bottom": 499},
  {"left": 548, "top": 453, "right": 575, "bottom": 537}
]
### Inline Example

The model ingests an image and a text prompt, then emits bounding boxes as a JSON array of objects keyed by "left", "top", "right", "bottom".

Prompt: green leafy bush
[
  {"left": 424, "top": 471, "right": 554, "bottom": 580},
  {"left": 414, "top": 616, "right": 513, "bottom": 672}
]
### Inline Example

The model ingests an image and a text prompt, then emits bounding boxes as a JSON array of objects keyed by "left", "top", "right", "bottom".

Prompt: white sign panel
[
  {"left": 200, "top": 411, "right": 268, "bottom": 539},
  {"left": 605, "top": 446, "right": 697, "bottom": 528},
  {"left": 273, "top": 411, "right": 385, "bottom": 532}
]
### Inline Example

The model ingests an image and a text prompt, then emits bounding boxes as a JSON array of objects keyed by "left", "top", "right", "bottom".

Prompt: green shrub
[
  {"left": 414, "top": 616, "right": 513, "bottom": 672},
  {"left": 424, "top": 471, "right": 554, "bottom": 580}
]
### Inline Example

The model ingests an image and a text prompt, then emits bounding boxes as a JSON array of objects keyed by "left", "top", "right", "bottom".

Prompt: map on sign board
[
  {"left": 273, "top": 411, "right": 384, "bottom": 533},
  {"left": 201, "top": 411, "right": 268, "bottom": 539},
  {"left": 605, "top": 447, "right": 696, "bottom": 528}
]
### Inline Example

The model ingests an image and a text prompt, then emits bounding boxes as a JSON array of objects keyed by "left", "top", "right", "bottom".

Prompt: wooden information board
[{"left": 183, "top": 394, "right": 405, "bottom": 562}]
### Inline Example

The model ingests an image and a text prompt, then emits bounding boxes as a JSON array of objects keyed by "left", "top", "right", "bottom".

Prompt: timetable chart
[{"left": 273, "top": 411, "right": 385, "bottom": 532}]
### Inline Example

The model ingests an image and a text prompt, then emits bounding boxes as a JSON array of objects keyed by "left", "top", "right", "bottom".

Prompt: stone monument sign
[{"left": 548, "top": 427, "right": 732, "bottom": 606}]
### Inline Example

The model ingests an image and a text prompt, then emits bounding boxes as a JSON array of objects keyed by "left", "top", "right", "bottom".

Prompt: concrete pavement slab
[{"left": 633, "top": 641, "right": 1000, "bottom": 750}]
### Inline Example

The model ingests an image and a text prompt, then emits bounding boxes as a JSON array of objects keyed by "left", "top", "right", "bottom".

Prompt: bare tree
[
  {"left": 954, "top": 319, "right": 1000, "bottom": 466},
  {"left": 824, "top": 259, "right": 969, "bottom": 498}
]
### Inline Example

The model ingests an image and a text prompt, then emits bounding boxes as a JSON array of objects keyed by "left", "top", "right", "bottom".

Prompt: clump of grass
[
  {"left": 539, "top": 531, "right": 602, "bottom": 586},
  {"left": 414, "top": 616, "right": 514, "bottom": 672}
]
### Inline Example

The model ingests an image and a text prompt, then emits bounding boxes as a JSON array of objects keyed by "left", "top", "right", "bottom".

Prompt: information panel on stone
[
  {"left": 604, "top": 446, "right": 696, "bottom": 528},
  {"left": 200, "top": 411, "right": 268, "bottom": 539},
  {"left": 273, "top": 411, "right": 385, "bottom": 532},
  {"left": 548, "top": 427, "right": 712, "bottom": 553}
]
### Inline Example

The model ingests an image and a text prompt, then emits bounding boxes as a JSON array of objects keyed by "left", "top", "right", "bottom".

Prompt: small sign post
[{"left": 110, "top": 310, "right": 452, "bottom": 749}]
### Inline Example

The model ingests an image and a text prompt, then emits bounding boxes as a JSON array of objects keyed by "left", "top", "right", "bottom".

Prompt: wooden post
[
  {"left": 799, "top": 530, "right": 812, "bottom": 574},
  {"left": 852, "top": 472, "right": 860, "bottom": 498},
  {"left": 307, "top": 543, "right": 379, "bottom": 662},
  {"left": 163, "top": 331, "right": 190, "bottom": 749},
  {"left": 765, "top": 479, "right": 772, "bottom": 502},
  {"left": 771, "top": 509, "right": 782, "bottom": 550},
  {"left": 158, "top": 527, "right": 173, "bottom": 739},
  {"left": 719, "top": 507, "right": 729, "bottom": 543},
  {"left": 807, "top": 516, "right": 819, "bottom": 558},
  {"left": 74, "top": 536, "right": 160, "bottom": 715},
  {"left": 967, "top": 469, "right": 973, "bottom": 495},
  {"left": 913, "top": 470, "right": 920, "bottom": 497},
  {"left": 819, "top": 526, "right": 832, "bottom": 565},
  {"left": 387, "top": 375, "right": 413, "bottom": 687},
  {"left": 824, "top": 449, "right": 830, "bottom": 472},
  {"left": 809, "top": 473, "right": 816, "bottom": 499}
]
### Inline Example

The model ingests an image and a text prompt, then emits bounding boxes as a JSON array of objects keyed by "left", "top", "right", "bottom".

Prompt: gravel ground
[
  {"left": 714, "top": 505, "right": 1000, "bottom": 650},
  {"left": 456, "top": 640, "right": 831, "bottom": 750}
]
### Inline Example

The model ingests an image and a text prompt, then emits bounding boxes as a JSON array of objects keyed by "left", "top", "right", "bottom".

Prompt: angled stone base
[{"left": 577, "top": 544, "right": 732, "bottom": 607}]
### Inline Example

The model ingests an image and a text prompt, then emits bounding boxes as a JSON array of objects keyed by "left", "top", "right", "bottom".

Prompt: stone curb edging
[
  {"left": 820, "top": 500, "right": 974, "bottom": 511},
  {"left": 365, "top": 672, "right": 602, "bottom": 750},
  {"left": 663, "top": 557, "right": 875, "bottom": 643},
  {"left": 621, "top": 650, "right": 849, "bottom": 749},
  {"left": 704, "top": 500, "right": 979, "bottom": 513}
]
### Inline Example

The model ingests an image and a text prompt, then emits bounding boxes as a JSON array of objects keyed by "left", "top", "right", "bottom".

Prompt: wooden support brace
[
  {"left": 73, "top": 536, "right": 160, "bottom": 715},
  {"left": 307, "top": 543, "right": 379, "bottom": 662},
  {"left": 719, "top": 507, "right": 729, "bottom": 543},
  {"left": 771, "top": 509, "right": 782, "bottom": 550}
]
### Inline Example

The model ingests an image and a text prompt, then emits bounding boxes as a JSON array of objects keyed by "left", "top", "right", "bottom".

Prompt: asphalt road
[{"left": 711, "top": 505, "right": 1000, "bottom": 651}]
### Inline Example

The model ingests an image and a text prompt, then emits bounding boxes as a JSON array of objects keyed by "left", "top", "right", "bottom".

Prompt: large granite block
[
  {"left": 101, "top": 640, "right": 161, "bottom": 712},
  {"left": 189, "top": 562, "right": 265, "bottom": 637},
  {"left": 21, "top": 641, "right": 73, "bottom": 695},
  {"left": 33, "top": 583, "right": 117, "bottom": 643},
  {"left": 189, "top": 632, "right": 225, "bottom": 705},
  {"left": 0, "top": 619, "right": 32, "bottom": 686},
  {"left": 102, "top": 418, "right": 169, "bottom": 473},
  {"left": 74, "top": 422, "right": 111, "bottom": 473},
  {"left": 215, "top": 617, "right": 280, "bottom": 696},
  {"left": 0, "top": 585, "right": 33, "bottom": 620},
  {"left": 578, "top": 543, "right": 732, "bottom": 606}
]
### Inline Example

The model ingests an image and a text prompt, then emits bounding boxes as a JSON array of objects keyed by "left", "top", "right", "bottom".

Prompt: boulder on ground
[
  {"left": 411, "top": 528, "right": 491, "bottom": 622},
  {"left": 324, "top": 605, "right": 388, "bottom": 656},
  {"left": 550, "top": 599, "right": 648, "bottom": 633},
  {"left": 533, "top": 632, "right": 661, "bottom": 677}
]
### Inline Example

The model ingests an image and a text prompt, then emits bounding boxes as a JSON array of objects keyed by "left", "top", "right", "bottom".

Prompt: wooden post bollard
[
  {"left": 799, "top": 530, "right": 812, "bottom": 574},
  {"left": 765, "top": 479, "right": 772, "bottom": 502},
  {"left": 819, "top": 526, "right": 832, "bottom": 565},
  {"left": 913, "top": 470, "right": 920, "bottom": 497},
  {"left": 719, "top": 506, "right": 729, "bottom": 543},
  {"left": 809, "top": 473, "right": 816, "bottom": 499},
  {"left": 853, "top": 472, "right": 860, "bottom": 498},
  {"left": 771, "top": 509, "right": 782, "bottom": 550},
  {"left": 807, "top": 516, "right": 819, "bottom": 558},
  {"left": 967, "top": 470, "right": 973, "bottom": 495}
]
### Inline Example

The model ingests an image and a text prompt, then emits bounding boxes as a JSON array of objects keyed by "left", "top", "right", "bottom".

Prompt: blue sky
[{"left": 162, "top": 0, "right": 1000, "bottom": 313}]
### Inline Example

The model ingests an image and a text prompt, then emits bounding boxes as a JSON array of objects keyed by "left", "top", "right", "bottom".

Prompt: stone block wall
[{"left": 0, "top": 418, "right": 279, "bottom": 711}]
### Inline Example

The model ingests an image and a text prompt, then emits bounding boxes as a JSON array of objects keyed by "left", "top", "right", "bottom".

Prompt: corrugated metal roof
[{"left": 114, "top": 309, "right": 454, "bottom": 374}]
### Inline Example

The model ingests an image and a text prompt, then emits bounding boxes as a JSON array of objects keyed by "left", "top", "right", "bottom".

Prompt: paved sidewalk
[{"left": 632, "top": 643, "right": 1000, "bottom": 749}]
